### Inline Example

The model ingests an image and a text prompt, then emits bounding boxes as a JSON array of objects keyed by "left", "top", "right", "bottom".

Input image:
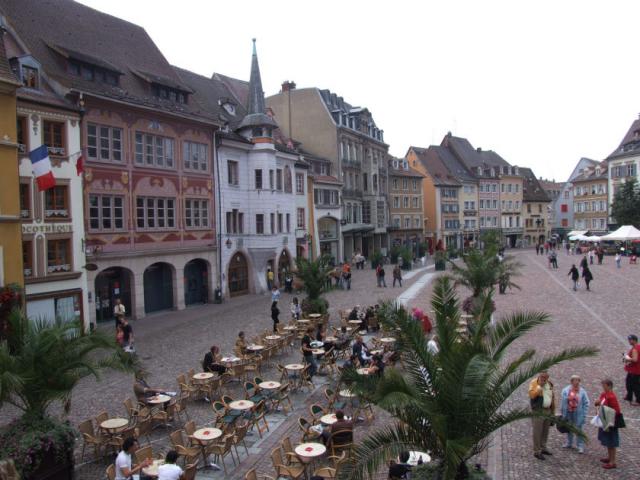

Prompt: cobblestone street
[{"left": 5, "top": 251, "right": 640, "bottom": 480}]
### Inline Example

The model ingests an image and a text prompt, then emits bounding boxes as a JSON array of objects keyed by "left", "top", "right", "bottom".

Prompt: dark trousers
[
  {"left": 393, "top": 277, "right": 402, "bottom": 287},
  {"left": 625, "top": 373, "right": 640, "bottom": 402}
]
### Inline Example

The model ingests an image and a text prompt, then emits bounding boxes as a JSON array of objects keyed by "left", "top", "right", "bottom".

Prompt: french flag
[{"left": 29, "top": 144, "right": 56, "bottom": 191}]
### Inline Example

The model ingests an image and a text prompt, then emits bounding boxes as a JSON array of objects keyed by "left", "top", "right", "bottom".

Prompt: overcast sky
[{"left": 79, "top": 0, "right": 640, "bottom": 182}]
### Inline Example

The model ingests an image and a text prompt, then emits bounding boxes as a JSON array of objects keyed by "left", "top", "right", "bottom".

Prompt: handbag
[
  {"left": 614, "top": 412, "right": 626, "bottom": 429},
  {"left": 590, "top": 414, "right": 603, "bottom": 428}
]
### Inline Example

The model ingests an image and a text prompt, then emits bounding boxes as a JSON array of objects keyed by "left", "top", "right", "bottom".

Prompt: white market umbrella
[
  {"left": 585, "top": 236, "right": 601, "bottom": 242},
  {"left": 600, "top": 225, "right": 640, "bottom": 241}
]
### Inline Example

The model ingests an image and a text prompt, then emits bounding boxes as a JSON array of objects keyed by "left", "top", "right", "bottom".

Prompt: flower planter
[{"left": 26, "top": 448, "right": 73, "bottom": 480}]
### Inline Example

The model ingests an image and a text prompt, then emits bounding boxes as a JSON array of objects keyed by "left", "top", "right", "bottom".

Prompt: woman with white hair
[{"left": 560, "top": 374, "right": 590, "bottom": 453}]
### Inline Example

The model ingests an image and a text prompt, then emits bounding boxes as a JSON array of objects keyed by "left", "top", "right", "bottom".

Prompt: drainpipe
[{"left": 214, "top": 130, "right": 224, "bottom": 300}]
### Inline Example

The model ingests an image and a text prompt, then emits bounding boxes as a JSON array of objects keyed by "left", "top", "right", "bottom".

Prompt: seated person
[
  {"left": 157, "top": 449, "right": 183, "bottom": 480},
  {"left": 322, "top": 410, "right": 354, "bottom": 445},
  {"left": 382, "top": 344, "right": 399, "bottom": 364},
  {"left": 235, "top": 331, "right": 247, "bottom": 355},
  {"left": 115, "top": 437, "right": 151, "bottom": 480},
  {"left": 336, "top": 326, "right": 350, "bottom": 349},
  {"left": 362, "top": 307, "right": 375, "bottom": 332},
  {"left": 133, "top": 370, "right": 166, "bottom": 403},
  {"left": 202, "top": 345, "right": 226, "bottom": 374},
  {"left": 347, "top": 307, "right": 359, "bottom": 321},
  {"left": 388, "top": 451, "right": 412, "bottom": 479},
  {"left": 369, "top": 354, "right": 385, "bottom": 376},
  {"left": 352, "top": 335, "right": 371, "bottom": 365}
]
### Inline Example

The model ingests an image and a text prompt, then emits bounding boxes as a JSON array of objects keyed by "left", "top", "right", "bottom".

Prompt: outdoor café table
[
  {"left": 283, "top": 325, "right": 297, "bottom": 331},
  {"left": 220, "top": 356, "right": 241, "bottom": 364},
  {"left": 379, "top": 337, "right": 396, "bottom": 344},
  {"left": 310, "top": 340, "right": 324, "bottom": 348},
  {"left": 369, "top": 349, "right": 383, "bottom": 356},
  {"left": 246, "top": 344, "right": 265, "bottom": 352},
  {"left": 147, "top": 394, "right": 171, "bottom": 405},
  {"left": 320, "top": 413, "right": 350, "bottom": 425},
  {"left": 192, "top": 427, "right": 223, "bottom": 467},
  {"left": 264, "top": 335, "right": 282, "bottom": 343},
  {"left": 297, "top": 319, "right": 310, "bottom": 324},
  {"left": 348, "top": 320, "right": 362, "bottom": 325},
  {"left": 309, "top": 313, "right": 322, "bottom": 319},
  {"left": 100, "top": 417, "right": 128, "bottom": 433},
  {"left": 407, "top": 451, "right": 431, "bottom": 466},
  {"left": 311, "top": 348, "right": 325, "bottom": 356},
  {"left": 142, "top": 459, "right": 164, "bottom": 478},
  {"left": 193, "top": 372, "right": 214, "bottom": 381},
  {"left": 357, "top": 367, "right": 374, "bottom": 375},
  {"left": 259, "top": 381, "right": 281, "bottom": 390},
  {"left": 295, "top": 442, "right": 327, "bottom": 472},
  {"left": 228, "top": 400, "right": 254, "bottom": 411},
  {"left": 325, "top": 336, "right": 338, "bottom": 342}
]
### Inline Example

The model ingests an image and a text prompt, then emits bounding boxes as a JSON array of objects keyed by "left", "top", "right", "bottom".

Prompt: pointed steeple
[{"left": 237, "top": 39, "right": 277, "bottom": 139}]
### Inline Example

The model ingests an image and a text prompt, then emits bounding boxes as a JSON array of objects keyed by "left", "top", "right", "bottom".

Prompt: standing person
[
  {"left": 595, "top": 379, "right": 621, "bottom": 470},
  {"left": 379, "top": 264, "right": 387, "bottom": 288},
  {"left": 579, "top": 254, "right": 588, "bottom": 271},
  {"left": 113, "top": 298, "right": 125, "bottom": 328},
  {"left": 157, "top": 450, "right": 183, "bottom": 480},
  {"left": 115, "top": 323, "right": 125, "bottom": 347},
  {"left": 121, "top": 317, "right": 134, "bottom": 352},
  {"left": 114, "top": 437, "right": 150, "bottom": 480},
  {"left": 529, "top": 372, "right": 555, "bottom": 460},
  {"left": 271, "top": 286, "right": 280, "bottom": 303},
  {"left": 615, "top": 252, "right": 621, "bottom": 269},
  {"left": 301, "top": 327, "right": 317, "bottom": 377},
  {"left": 560, "top": 375, "right": 590, "bottom": 453},
  {"left": 290, "top": 297, "right": 302, "bottom": 320},
  {"left": 427, "top": 335, "right": 439, "bottom": 355},
  {"left": 271, "top": 301, "right": 280, "bottom": 333},
  {"left": 623, "top": 334, "right": 640, "bottom": 405},
  {"left": 284, "top": 274, "right": 293, "bottom": 294},
  {"left": 565, "top": 241, "right": 571, "bottom": 255},
  {"left": 551, "top": 250, "right": 558, "bottom": 269},
  {"left": 582, "top": 265, "right": 593, "bottom": 291},
  {"left": 568, "top": 265, "right": 579, "bottom": 291},
  {"left": 589, "top": 249, "right": 595, "bottom": 265},
  {"left": 266, "top": 268, "right": 274, "bottom": 290},
  {"left": 392, "top": 264, "right": 402, "bottom": 287},
  {"left": 597, "top": 246, "right": 604, "bottom": 265},
  {"left": 375, "top": 264, "right": 382, "bottom": 287},
  {"left": 342, "top": 262, "right": 352, "bottom": 290}
]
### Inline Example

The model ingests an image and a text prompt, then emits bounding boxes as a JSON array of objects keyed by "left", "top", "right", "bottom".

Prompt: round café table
[
  {"left": 283, "top": 325, "right": 297, "bottom": 331},
  {"left": 220, "top": 356, "right": 241, "bottom": 364},
  {"left": 297, "top": 319, "right": 310, "bottom": 324},
  {"left": 312, "top": 348, "right": 325, "bottom": 356},
  {"left": 193, "top": 372, "right": 214, "bottom": 381},
  {"left": 369, "top": 349, "right": 383, "bottom": 355},
  {"left": 356, "top": 367, "right": 373, "bottom": 375},
  {"left": 325, "top": 336, "right": 338, "bottom": 342},
  {"left": 309, "top": 313, "right": 322, "bottom": 319},
  {"left": 285, "top": 363, "right": 305, "bottom": 391},
  {"left": 339, "top": 389, "right": 356, "bottom": 398},
  {"left": 295, "top": 442, "right": 326, "bottom": 472},
  {"left": 246, "top": 344, "right": 265, "bottom": 352},
  {"left": 265, "top": 335, "right": 282, "bottom": 342},
  {"left": 147, "top": 394, "right": 171, "bottom": 405},
  {"left": 259, "top": 381, "right": 281, "bottom": 390},
  {"left": 142, "top": 459, "right": 164, "bottom": 478},
  {"left": 348, "top": 320, "right": 362, "bottom": 325},
  {"left": 192, "top": 427, "right": 223, "bottom": 467},
  {"left": 407, "top": 451, "right": 431, "bottom": 466},
  {"left": 379, "top": 337, "right": 396, "bottom": 344},
  {"left": 100, "top": 418, "right": 128, "bottom": 433},
  {"left": 228, "top": 399, "right": 254, "bottom": 411},
  {"left": 310, "top": 340, "right": 324, "bottom": 348}
]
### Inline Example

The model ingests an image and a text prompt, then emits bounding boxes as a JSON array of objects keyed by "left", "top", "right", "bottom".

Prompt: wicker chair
[
  {"left": 270, "top": 447, "right": 305, "bottom": 480},
  {"left": 169, "top": 429, "right": 201, "bottom": 467},
  {"left": 207, "top": 434, "right": 236, "bottom": 475},
  {"left": 78, "top": 419, "right": 105, "bottom": 460},
  {"left": 245, "top": 467, "right": 276, "bottom": 480}
]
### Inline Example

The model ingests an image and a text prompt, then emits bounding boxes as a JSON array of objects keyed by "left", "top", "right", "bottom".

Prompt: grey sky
[{"left": 79, "top": 0, "right": 640, "bottom": 182}]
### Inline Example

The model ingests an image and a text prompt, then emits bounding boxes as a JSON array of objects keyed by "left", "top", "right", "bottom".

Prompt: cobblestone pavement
[
  {"left": 0, "top": 262, "right": 435, "bottom": 479},
  {"left": 7, "top": 250, "right": 640, "bottom": 480},
  {"left": 410, "top": 249, "right": 640, "bottom": 480}
]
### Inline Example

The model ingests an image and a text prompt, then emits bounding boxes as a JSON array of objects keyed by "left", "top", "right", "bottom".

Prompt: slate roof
[
  {"left": 0, "top": 28, "right": 19, "bottom": 85},
  {"left": 608, "top": 118, "right": 640, "bottom": 159},
  {"left": 0, "top": 0, "right": 218, "bottom": 123},
  {"left": 411, "top": 146, "right": 461, "bottom": 187},
  {"left": 571, "top": 160, "right": 608, "bottom": 183},
  {"left": 520, "top": 167, "right": 551, "bottom": 202},
  {"left": 312, "top": 174, "right": 342, "bottom": 185}
]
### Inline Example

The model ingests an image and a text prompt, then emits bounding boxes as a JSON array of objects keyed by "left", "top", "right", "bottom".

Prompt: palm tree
[
  {"left": 450, "top": 246, "right": 522, "bottom": 298},
  {"left": 295, "top": 255, "right": 333, "bottom": 314},
  {"left": 0, "top": 309, "right": 137, "bottom": 419},
  {"left": 339, "top": 276, "right": 598, "bottom": 480}
]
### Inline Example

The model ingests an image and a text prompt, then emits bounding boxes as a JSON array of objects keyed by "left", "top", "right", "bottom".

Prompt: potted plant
[
  {"left": 434, "top": 251, "right": 447, "bottom": 271},
  {"left": 370, "top": 251, "right": 384, "bottom": 269},
  {"left": 0, "top": 310, "right": 137, "bottom": 479}
]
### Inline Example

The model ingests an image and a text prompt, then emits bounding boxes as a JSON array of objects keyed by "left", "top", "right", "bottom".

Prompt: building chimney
[
  {"left": 476, "top": 147, "right": 482, "bottom": 153},
  {"left": 281, "top": 80, "right": 296, "bottom": 92}
]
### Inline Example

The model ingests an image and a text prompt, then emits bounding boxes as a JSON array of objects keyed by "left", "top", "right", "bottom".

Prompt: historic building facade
[
  {"left": 607, "top": 117, "right": 640, "bottom": 227},
  {"left": 0, "top": 29, "right": 22, "bottom": 291},
  {"left": 267, "top": 84, "right": 389, "bottom": 261},
  {"left": 388, "top": 158, "right": 424, "bottom": 255},
  {"left": 521, "top": 167, "right": 551, "bottom": 245},
  {"left": 2, "top": 0, "right": 222, "bottom": 325},
  {"left": 571, "top": 161, "right": 608, "bottom": 234}
]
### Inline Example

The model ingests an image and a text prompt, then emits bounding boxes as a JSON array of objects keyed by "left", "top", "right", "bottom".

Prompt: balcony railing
[
  {"left": 342, "top": 157, "right": 362, "bottom": 168},
  {"left": 47, "top": 146, "right": 66, "bottom": 156},
  {"left": 47, "top": 264, "right": 71, "bottom": 274},
  {"left": 463, "top": 209, "right": 478, "bottom": 216},
  {"left": 45, "top": 209, "right": 69, "bottom": 218}
]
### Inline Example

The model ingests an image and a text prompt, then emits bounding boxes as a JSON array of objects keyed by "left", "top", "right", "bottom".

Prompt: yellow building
[
  {"left": 521, "top": 167, "right": 551, "bottom": 246},
  {"left": 0, "top": 31, "right": 23, "bottom": 289}
]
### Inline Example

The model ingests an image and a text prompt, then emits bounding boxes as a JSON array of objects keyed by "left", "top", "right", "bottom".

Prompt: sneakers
[
  {"left": 541, "top": 450, "right": 553, "bottom": 456},
  {"left": 577, "top": 447, "right": 584, "bottom": 454}
]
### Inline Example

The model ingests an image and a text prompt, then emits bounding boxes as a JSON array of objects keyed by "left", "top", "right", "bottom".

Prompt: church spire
[{"left": 237, "top": 38, "right": 277, "bottom": 139}]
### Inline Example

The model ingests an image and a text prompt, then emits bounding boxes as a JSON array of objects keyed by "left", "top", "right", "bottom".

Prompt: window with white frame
[
  {"left": 184, "top": 199, "right": 209, "bottom": 228},
  {"left": 135, "top": 132, "right": 174, "bottom": 168},
  {"left": 404, "top": 217, "right": 411, "bottom": 228},
  {"left": 414, "top": 217, "right": 420, "bottom": 228},
  {"left": 136, "top": 197, "right": 176, "bottom": 229},
  {"left": 89, "top": 194, "right": 124, "bottom": 231},
  {"left": 412, "top": 197, "right": 419, "bottom": 208},
  {"left": 403, "top": 197, "right": 409, "bottom": 208},
  {"left": 295, "top": 173, "right": 304, "bottom": 194},
  {"left": 87, "top": 124, "right": 122, "bottom": 162},
  {"left": 183, "top": 141, "right": 208, "bottom": 171},
  {"left": 393, "top": 216, "right": 400, "bottom": 227},
  {"left": 256, "top": 213, "right": 264, "bottom": 234},
  {"left": 227, "top": 160, "right": 239, "bottom": 185},
  {"left": 297, "top": 208, "right": 305, "bottom": 229}
]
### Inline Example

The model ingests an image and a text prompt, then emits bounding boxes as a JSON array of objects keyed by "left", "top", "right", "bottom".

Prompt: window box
[{"left": 47, "top": 264, "right": 71, "bottom": 274}]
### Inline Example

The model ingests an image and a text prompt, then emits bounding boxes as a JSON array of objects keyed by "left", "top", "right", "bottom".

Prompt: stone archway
[
  {"left": 277, "top": 248, "right": 292, "bottom": 286},
  {"left": 143, "top": 262, "right": 174, "bottom": 314},
  {"left": 94, "top": 266, "right": 134, "bottom": 323},
  {"left": 228, "top": 252, "right": 249, "bottom": 297},
  {"left": 184, "top": 258, "right": 209, "bottom": 306}
]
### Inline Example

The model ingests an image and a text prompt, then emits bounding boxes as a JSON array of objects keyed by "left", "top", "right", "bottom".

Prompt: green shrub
[{"left": 370, "top": 251, "right": 384, "bottom": 269}]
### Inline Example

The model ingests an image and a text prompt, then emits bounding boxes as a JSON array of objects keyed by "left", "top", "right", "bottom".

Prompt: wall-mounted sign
[{"left": 22, "top": 223, "right": 73, "bottom": 234}]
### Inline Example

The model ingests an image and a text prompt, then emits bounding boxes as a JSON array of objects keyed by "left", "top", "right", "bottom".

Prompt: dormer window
[
  {"left": 222, "top": 102, "right": 236, "bottom": 116},
  {"left": 151, "top": 84, "right": 187, "bottom": 104},
  {"left": 22, "top": 65, "right": 39, "bottom": 89},
  {"left": 11, "top": 56, "right": 42, "bottom": 90},
  {"left": 68, "top": 60, "right": 119, "bottom": 86}
]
